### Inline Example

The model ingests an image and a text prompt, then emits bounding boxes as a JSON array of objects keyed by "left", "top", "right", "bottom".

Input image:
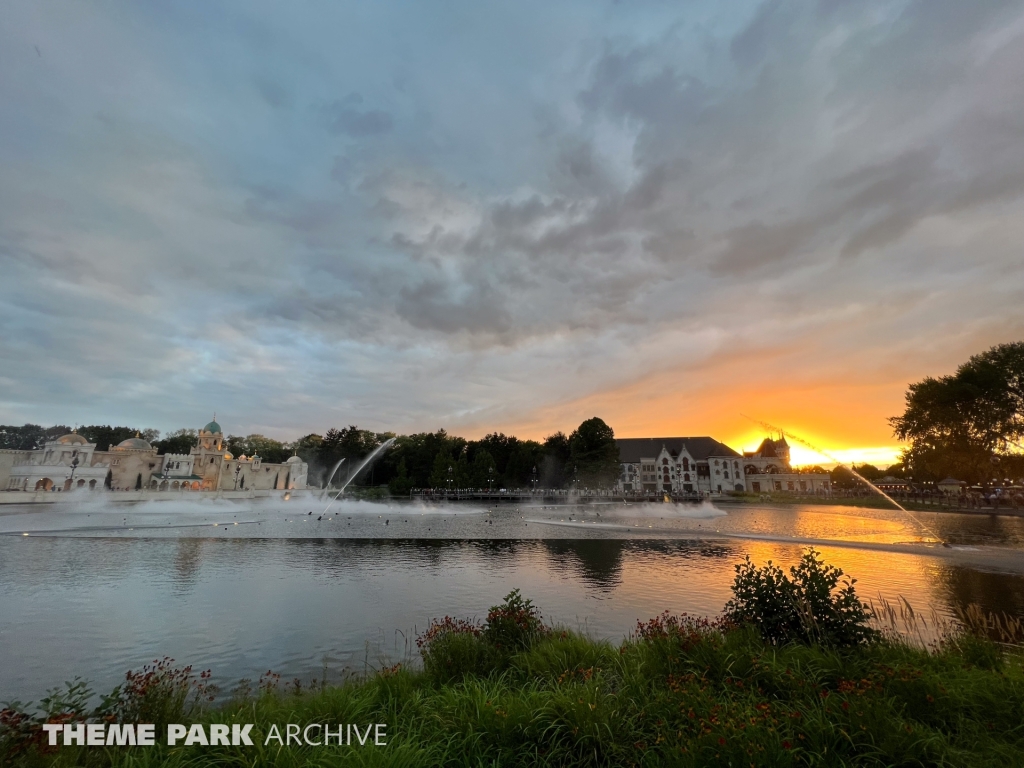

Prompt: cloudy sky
[{"left": 2, "top": 1, "right": 1023, "bottom": 464}]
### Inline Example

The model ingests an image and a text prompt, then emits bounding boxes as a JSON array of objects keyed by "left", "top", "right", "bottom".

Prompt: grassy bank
[{"left": 4, "top": 556, "right": 1023, "bottom": 767}]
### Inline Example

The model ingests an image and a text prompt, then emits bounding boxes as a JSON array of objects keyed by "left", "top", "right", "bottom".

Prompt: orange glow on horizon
[{"left": 466, "top": 343, "right": 910, "bottom": 471}]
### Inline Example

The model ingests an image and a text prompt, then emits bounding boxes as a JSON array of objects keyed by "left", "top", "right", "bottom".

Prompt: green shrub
[
  {"left": 724, "top": 548, "right": 877, "bottom": 647},
  {"left": 483, "top": 589, "right": 547, "bottom": 652},
  {"left": 417, "top": 616, "right": 495, "bottom": 682}
]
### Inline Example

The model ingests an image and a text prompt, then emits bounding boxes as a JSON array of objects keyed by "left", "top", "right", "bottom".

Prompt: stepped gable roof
[{"left": 616, "top": 437, "right": 741, "bottom": 463}]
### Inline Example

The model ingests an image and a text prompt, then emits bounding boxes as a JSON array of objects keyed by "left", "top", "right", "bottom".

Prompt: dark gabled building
[
  {"left": 616, "top": 436, "right": 743, "bottom": 494},
  {"left": 615, "top": 434, "right": 831, "bottom": 496}
]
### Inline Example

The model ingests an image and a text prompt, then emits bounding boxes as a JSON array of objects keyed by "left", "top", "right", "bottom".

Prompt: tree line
[{"left": 0, "top": 417, "right": 622, "bottom": 491}]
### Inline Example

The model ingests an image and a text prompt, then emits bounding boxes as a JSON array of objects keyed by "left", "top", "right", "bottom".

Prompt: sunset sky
[{"left": 3, "top": 1, "right": 1024, "bottom": 466}]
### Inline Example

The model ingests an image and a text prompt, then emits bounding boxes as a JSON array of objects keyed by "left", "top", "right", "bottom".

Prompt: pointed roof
[{"left": 615, "top": 437, "right": 740, "bottom": 463}]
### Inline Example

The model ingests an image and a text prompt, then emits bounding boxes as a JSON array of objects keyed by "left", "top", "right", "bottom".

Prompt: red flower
[{"left": 782, "top": 740, "right": 792, "bottom": 749}]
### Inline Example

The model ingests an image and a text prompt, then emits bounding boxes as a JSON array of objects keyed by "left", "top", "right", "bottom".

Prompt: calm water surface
[{"left": 2, "top": 496, "right": 1023, "bottom": 705}]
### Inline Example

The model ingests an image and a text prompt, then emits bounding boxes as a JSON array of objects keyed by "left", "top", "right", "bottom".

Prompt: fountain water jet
[
  {"left": 741, "top": 414, "right": 949, "bottom": 546},
  {"left": 319, "top": 458, "right": 347, "bottom": 500},
  {"left": 321, "top": 438, "right": 396, "bottom": 516}
]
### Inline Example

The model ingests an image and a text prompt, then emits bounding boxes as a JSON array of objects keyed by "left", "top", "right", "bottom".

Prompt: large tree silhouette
[{"left": 891, "top": 342, "right": 1024, "bottom": 483}]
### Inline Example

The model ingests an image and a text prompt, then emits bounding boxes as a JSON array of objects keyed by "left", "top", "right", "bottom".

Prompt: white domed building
[
  {"left": 6, "top": 431, "right": 110, "bottom": 491},
  {"left": 106, "top": 434, "right": 163, "bottom": 491},
  {"left": 148, "top": 418, "right": 308, "bottom": 492},
  {"left": 2, "top": 418, "right": 309, "bottom": 495}
]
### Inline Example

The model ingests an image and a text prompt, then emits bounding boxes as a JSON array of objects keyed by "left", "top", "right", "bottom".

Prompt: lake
[{"left": 2, "top": 496, "right": 1023, "bottom": 705}]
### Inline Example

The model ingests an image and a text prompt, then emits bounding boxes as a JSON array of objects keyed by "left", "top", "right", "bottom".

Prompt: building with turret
[
  {"left": 147, "top": 419, "right": 307, "bottom": 492},
  {"left": 615, "top": 435, "right": 830, "bottom": 495},
  {"left": 2, "top": 419, "right": 307, "bottom": 494},
  {"left": 740, "top": 436, "right": 830, "bottom": 495}
]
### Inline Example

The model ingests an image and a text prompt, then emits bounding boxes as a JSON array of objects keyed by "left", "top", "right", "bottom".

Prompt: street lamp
[
  {"left": 233, "top": 462, "right": 242, "bottom": 491},
  {"left": 531, "top": 465, "right": 538, "bottom": 493},
  {"left": 447, "top": 464, "right": 453, "bottom": 497},
  {"left": 68, "top": 455, "right": 80, "bottom": 491},
  {"left": 488, "top": 465, "right": 493, "bottom": 493}
]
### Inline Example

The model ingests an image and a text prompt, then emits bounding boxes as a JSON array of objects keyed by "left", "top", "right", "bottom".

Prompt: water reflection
[
  {"left": 173, "top": 539, "right": 204, "bottom": 591},
  {"left": 940, "top": 566, "right": 1024, "bottom": 618},
  {"left": 3, "top": 502, "right": 1024, "bottom": 707},
  {"left": 543, "top": 540, "right": 626, "bottom": 590}
]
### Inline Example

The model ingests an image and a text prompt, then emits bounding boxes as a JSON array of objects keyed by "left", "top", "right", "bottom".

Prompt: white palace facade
[
  {"left": 1, "top": 419, "right": 307, "bottom": 494},
  {"left": 615, "top": 435, "right": 831, "bottom": 495}
]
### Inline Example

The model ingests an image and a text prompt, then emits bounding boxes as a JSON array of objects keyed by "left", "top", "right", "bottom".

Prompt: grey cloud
[
  {"left": 714, "top": 217, "right": 821, "bottom": 275},
  {"left": 243, "top": 186, "right": 341, "bottom": 233},
  {"left": 255, "top": 77, "right": 292, "bottom": 109},
  {"left": 397, "top": 278, "right": 513, "bottom": 338},
  {"left": 3, "top": 0, "right": 1024, "bottom": 437},
  {"left": 730, "top": 0, "right": 788, "bottom": 69},
  {"left": 322, "top": 93, "right": 394, "bottom": 137}
]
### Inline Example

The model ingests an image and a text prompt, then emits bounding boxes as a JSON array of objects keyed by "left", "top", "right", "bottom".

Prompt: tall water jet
[
  {"left": 322, "top": 438, "right": 396, "bottom": 515},
  {"left": 319, "top": 457, "right": 347, "bottom": 500},
  {"left": 741, "top": 414, "right": 948, "bottom": 546}
]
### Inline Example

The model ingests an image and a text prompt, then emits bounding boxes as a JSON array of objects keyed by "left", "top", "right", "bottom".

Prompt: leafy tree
[
  {"left": 568, "top": 417, "right": 620, "bottom": 488},
  {"left": 0, "top": 424, "right": 71, "bottom": 450},
  {"left": 388, "top": 458, "right": 413, "bottom": 496},
  {"left": 154, "top": 429, "right": 197, "bottom": 456},
  {"left": 429, "top": 449, "right": 455, "bottom": 489},
  {"left": 890, "top": 341, "right": 1024, "bottom": 483},
  {"left": 78, "top": 425, "right": 149, "bottom": 451},
  {"left": 471, "top": 449, "right": 497, "bottom": 489},
  {"left": 317, "top": 426, "right": 386, "bottom": 485},
  {"left": 222, "top": 434, "right": 290, "bottom": 464},
  {"left": 454, "top": 449, "right": 470, "bottom": 489},
  {"left": 384, "top": 431, "right": 466, "bottom": 488},
  {"left": 540, "top": 431, "right": 571, "bottom": 488},
  {"left": 473, "top": 433, "right": 519, "bottom": 479},
  {"left": 291, "top": 433, "right": 322, "bottom": 462},
  {"left": 498, "top": 442, "right": 534, "bottom": 488}
]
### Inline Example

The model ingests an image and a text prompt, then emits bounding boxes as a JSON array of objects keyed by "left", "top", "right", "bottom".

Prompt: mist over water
[{"left": 2, "top": 498, "right": 1023, "bottom": 706}]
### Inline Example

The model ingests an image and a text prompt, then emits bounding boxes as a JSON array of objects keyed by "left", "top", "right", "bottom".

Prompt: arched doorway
[
  {"left": 171, "top": 481, "right": 180, "bottom": 490},
  {"left": 89, "top": 479, "right": 97, "bottom": 489},
  {"left": 35, "top": 478, "right": 54, "bottom": 491},
  {"left": 77, "top": 479, "right": 85, "bottom": 488},
  {"left": 191, "top": 481, "right": 200, "bottom": 490}
]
